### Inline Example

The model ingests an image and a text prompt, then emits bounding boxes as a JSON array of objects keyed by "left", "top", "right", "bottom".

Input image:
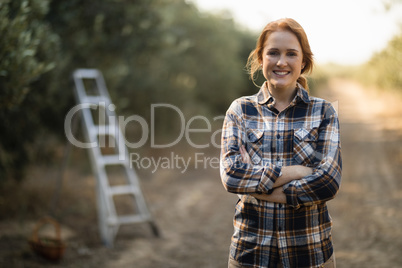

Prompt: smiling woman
[{"left": 220, "top": 18, "right": 341, "bottom": 268}]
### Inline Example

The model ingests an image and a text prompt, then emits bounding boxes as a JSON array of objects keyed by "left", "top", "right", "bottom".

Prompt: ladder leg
[
  {"left": 96, "top": 179, "right": 119, "bottom": 247},
  {"left": 96, "top": 185, "right": 112, "bottom": 247},
  {"left": 149, "top": 221, "right": 160, "bottom": 237}
]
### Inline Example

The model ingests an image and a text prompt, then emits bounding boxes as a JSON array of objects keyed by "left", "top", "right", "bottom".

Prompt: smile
[{"left": 273, "top": 71, "right": 290, "bottom": 76}]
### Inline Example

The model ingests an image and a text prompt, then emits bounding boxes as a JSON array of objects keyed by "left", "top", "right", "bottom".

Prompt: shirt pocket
[
  {"left": 246, "top": 129, "right": 264, "bottom": 165},
  {"left": 293, "top": 128, "right": 318, "bottom": 166}
]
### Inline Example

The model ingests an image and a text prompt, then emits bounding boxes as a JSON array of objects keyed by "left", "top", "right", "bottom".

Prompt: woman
[{"left": 220, "top": 18, "right": 341, "bottom": 268}]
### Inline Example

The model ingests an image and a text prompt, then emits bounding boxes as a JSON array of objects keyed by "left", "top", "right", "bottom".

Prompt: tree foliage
[
  {"left": 0, "top": 0, "right": 60, "bottom": 182},
  {"left": 0, "top": 0, "right": 59, "bottom": 110},
  {"left": 361, "top": 30, "right": 402, "bottom": 90}
]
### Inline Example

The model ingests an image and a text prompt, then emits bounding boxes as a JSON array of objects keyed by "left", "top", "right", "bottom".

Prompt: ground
[{"left": 0, "top": 79, "right": 402, "bottom": 267}]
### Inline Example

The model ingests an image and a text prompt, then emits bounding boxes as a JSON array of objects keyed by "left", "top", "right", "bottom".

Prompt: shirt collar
[{"left": 257, "top": 81, "right": 310, "bottom": 105}]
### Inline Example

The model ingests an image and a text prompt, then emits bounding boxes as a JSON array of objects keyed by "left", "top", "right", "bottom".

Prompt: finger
[
  {"left": 244, "top": 153, "right": 251, "bottom": 163},
  {"left": 239, "top": 145, "right": 245, "bottom": 160},
  {"left": 240, "top": 145, "right": 246, "bottom": 156},
  {"left": 240, "top": 145, "right": 246, "bottom": 154},
  {"left": 240, "top": 145, "right": 251, "bottom": 164}
]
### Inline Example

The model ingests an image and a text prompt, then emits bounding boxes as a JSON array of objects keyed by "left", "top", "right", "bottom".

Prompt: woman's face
[{"left": 261, "top": 30, "right": 304, "bottom": 92}]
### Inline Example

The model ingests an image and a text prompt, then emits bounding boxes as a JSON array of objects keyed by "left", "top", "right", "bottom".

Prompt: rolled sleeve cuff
[
  {"left": 257, "top": 164, "right": 282, "bottom": 193},
  {"left": 283, "top": 182, "right": 301, "bottom": 209}
]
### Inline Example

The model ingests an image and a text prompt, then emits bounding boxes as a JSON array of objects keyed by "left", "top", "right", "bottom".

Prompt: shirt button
[
  {"left": 277, "top": 156, "right": 281, "bottom": 161},
  {"left": 278, "top": 204, "right": 283, "bottom": 208},
  {"left": 276, "top": 134, "right": 280, "bottom": 139}
]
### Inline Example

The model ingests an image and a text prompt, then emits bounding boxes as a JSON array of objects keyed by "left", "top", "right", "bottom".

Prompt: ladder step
[
  {"left": 74, "top": 69, "right": 100, "bottom": 78},
  {"left": 109, "top": 185, "right": 136, "bottom": 196},
  {"left": 107, "top": 215, "right": 147, "bottom": 226},
  {"left": 117, "top": 215, "right": 148, "bottom": 225}
]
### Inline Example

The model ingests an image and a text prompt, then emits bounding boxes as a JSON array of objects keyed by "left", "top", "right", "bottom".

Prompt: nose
[{"left": 276, "top": 54, "right": 287, "bottom": 67}]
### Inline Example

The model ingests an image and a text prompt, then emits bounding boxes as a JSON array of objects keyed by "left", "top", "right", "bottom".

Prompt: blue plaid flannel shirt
[{"left": 220, "top": 82, "right": 342, "bottom": 268}]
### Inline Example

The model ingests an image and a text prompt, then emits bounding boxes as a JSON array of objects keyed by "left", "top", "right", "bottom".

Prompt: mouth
[{"left": 273, "top": 70, "right": 290, "bottom": 76}]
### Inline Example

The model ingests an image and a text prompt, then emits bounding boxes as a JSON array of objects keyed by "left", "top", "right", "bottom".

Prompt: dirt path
[
  {"left": 1, "top": 79, "right": 402, "bottom": 267},
  {"left": 320, "top": 79, "right": 402, "bottom": 267}
]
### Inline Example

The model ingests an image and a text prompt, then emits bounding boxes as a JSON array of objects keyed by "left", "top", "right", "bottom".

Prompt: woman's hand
[
  {"left": 252, "top": 187, "right": 287, "bottom": 203},
  {"left": 240, "top": 145, "right": 252, "bottom": 164}
]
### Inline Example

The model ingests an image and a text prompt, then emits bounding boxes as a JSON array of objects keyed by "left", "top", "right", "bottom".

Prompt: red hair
[{"left": 246, "top": 18, "right": 314, "bottom": 90}]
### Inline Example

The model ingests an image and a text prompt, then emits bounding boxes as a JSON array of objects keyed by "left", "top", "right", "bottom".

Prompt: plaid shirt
[{"left": 220, "top": 82, "right": 342, "bottom": 268}]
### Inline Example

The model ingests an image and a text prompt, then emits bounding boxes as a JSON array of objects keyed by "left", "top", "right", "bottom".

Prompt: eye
[
  {"left": 267, "top": 51, "right": 279, "bottom": 56},
  {"left": 287, "top": 52, "right": 297, "bottom": 57}
]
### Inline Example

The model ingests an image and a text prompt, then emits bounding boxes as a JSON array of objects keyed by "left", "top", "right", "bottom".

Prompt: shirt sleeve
[
  {"left": 283, "top": 103, "right": 342, "bottom": 209},
  {"left": 220, "top": 100, "right": 282, "bottom": 194}
]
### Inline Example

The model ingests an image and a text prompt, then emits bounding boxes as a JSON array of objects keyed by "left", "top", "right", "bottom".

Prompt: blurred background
[{"left": 0, "top": 0, "right": 401, "bottom": 267}]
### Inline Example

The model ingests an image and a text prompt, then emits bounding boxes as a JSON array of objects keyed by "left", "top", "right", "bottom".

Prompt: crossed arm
[
  {"left": 239, "top": 145, "right": 313, "bottom": 203},
  {"left": 221, "top": 101, "right": 341, "bottom": 207}
]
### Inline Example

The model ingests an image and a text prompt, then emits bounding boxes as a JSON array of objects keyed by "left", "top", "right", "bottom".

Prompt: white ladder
[{"left": 72, "top": 68, "right": 159, "bottom": 247}]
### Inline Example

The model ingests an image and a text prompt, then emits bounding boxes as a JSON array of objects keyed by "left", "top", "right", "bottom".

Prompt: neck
[{"left": 267, "top": 83, "right": 297, "bottom": 105}]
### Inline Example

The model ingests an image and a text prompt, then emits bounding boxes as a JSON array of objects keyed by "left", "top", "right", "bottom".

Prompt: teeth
[{"left": 274, "top": 71, "right": 288, "bottom": 75}]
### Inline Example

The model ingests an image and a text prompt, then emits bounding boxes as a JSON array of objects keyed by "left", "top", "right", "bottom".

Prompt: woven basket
[{"left": 28, "top": 217, "right": 66, "bottom": 261}]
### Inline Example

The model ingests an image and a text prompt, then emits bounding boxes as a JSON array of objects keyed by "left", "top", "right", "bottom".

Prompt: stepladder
[{"left": 71, "top": 68, "right": 159, "bottom": 247}]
